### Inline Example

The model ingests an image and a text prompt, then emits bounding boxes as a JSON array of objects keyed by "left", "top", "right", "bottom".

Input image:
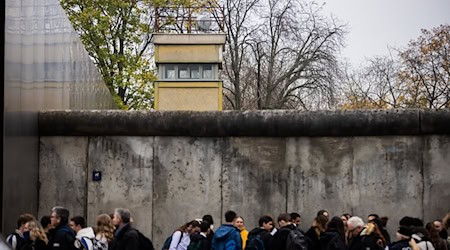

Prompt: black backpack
[
  {"left": 161, "top": 231, "right": 182, "bottom": 250},
  {"left": 286, "top": 228, "right": 308, "bottom": 250},
  {"left": 135, "top": 230, "right": 155, "bottom": 250},
  {"left": 245, "top": 233, "right": 265, "bottom": 250}
]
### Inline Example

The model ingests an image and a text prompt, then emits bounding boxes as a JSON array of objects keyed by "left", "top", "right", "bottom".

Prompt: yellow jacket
[{"left": 240, "top": 227, "right": 249, "bottom": 250}]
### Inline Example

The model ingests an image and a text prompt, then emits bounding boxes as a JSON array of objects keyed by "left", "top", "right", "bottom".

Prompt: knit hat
[{"left": 398, "top": 226, "right": 412, "bottom": 237}]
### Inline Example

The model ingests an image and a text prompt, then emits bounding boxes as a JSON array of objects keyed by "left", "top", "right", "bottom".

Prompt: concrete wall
[{"left": 38, "top": 110, "right": 450, "bottom": 249}]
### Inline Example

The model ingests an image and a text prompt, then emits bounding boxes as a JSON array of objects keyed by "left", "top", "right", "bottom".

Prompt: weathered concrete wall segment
[{"left": 38, "top": 110, "right": 450, "bottom": 249}]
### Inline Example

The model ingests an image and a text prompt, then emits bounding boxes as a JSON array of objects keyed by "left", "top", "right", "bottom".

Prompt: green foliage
[{"left": 60, "top": 0, "right": 156, "bottom": 109}]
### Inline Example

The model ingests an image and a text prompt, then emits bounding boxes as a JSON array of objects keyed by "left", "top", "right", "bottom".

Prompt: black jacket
[
  {"left": 110, "top": 224, "right": 140, "bottom": 250},
  {"left": 48, "top": 225, "right": 76, "bottom": 250},
  {"left": 20, "top": 239, "right": 48, "bottom": 250},
  {"left": 349, "top": 234, "right": 383, "bottom": 250},
  {"left": 320, "top": 231, "right": 347, "bottom": 250},
  {"left": 270, "top": 224, "right": 297, "bottom": 250},
  {"left": 247, "top": 228, "right": 273, "bottom": 250},
  {"left": 188, "top": 233, "right": 209, "bottom": 250},
  {"left": 306, "top": 227, "right": 322, "bottom": 250}
]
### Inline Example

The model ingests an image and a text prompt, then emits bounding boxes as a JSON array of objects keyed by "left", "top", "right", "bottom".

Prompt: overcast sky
[{"left": 321, "top": 0, "right": 450, "bottom": 66}]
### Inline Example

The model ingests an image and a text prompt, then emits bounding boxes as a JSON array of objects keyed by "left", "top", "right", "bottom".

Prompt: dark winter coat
[
  {"left": 388, "top": 239, "right": 411, "bottom": 250},
  {"left": 306, "top": 227, "right": 322, "bottom": 250},
  {"left": 247, "top": 228, "right": 273, "bottom": 250},
  {"left": 188, "top": 233, "right": 209, "bottom": 250},
  {"left": 349, "top": 234, "right": 383, "bottom": 250},
  {"left": 211, "top": 224, "right": 242, "bottom": 250},
  {"left": 320, "top": 231, "right": 347, "bottom": 250},
  {"left": 48, "top": 225, "right": 76, "bottom": 250},
  {"left": 19, "top": 239, "right": 48, "bottom": 250},
  {"left": 109, "top": 224, "right": 139, "bottom": 250},
  {"left": 270, "top": 224, "right": 297, "bottom": 250}
]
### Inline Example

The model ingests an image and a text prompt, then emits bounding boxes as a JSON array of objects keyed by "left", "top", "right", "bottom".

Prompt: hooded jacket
[
  {"left": 211, "top": 224, "right": 242, "bottom": 250},
  {"left": 75, "top": 227, "right": 96, "bottom": 250}
]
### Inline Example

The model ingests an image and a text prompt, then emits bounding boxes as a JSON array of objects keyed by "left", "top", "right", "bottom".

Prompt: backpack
[
  {"left": 161, "top": 231, "right": 182, "bottom": 250},
  {"left": 245, "top": 233, "right": 265, "bottom": 250},
  {"left": 76, "top": 237, "right": 108, "bottom": 250},
  {"left": 136, "top": 230, "right": 155, "bottom": 250},
  {"left": 286, "top": 229, "right": 308, "bottom": 250}
]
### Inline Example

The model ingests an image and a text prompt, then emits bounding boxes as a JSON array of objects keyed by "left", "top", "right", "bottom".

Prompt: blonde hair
[
  {"left": 96, "top": 214, "right": 115, "bottom": 242},
  {"left": 26, "top": 220, "right": 48, "bottom": 244}
]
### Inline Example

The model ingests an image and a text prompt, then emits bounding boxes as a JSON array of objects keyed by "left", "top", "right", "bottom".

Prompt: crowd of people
[{"left": 4, "top": 206, "right": 450, "bottom": 250}]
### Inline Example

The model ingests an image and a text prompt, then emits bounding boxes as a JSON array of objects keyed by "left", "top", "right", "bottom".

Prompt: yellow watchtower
[{"left": 152, "top": 6, "right": 226, "bottom": 111}]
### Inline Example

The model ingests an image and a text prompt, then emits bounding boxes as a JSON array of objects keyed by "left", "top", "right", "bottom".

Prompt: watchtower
[{"left": 152, "top": 6, "right": 226, "bottom": 111}]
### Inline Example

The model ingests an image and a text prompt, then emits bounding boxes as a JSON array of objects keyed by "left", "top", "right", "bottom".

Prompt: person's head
[
  {"left": 188, "top": 220, "right": 201, "bottom": 234},
  {"left": 317, "top": 210, "right": 329, "bottom": 219},
  {"left": 202, "top": 215, "right": 214, "bottom": 228},
  {"left": 380, "top": 216, "right": 389, "bottom": 227},
  {"left": 290, "top": 213, "right": 301, "bottom": 226},
  {"left": 259, "top": 215, "right": 274, "bottom": 232},
  {"left": 40, "top": 216, "right": 52, "bottom": 231},
  {"left": 234, "top": 216, "right": 245, "bottom": 230},
  {"left": 327, "top": 216, "right": 345, "bottom": 237},
  {"left": 396, "top": 226, "right": 412, "bottom": 241},
  {"left": 96, "top": 214, "right": 115, "bottom": 241},
  {"left": 113, "top": 208, "right": 131, "bottom": 227},
  {"left": 69, "top": 216, "right": 86, "bottom": 233},
  {"left": 368, "top": 214, "right": 379, "bottom": 222},
  {"left": 399, "top": 216, "right": 414, "bottom": 227},
  {"left": 277, "top": 213, "right": 291, "bottom": 228},
  {"left": 16, "top": 214, "right": 35, "bottom": 233},
  {"left": 433, "top": 220, "right": 443, "bottom": 231},
  {"left": 24, "top": 220, "right": 48, "bottom": 244},
  {"left": 341, "top": 214, "right": 351, "bottom": 226},
  {"left": 51, "top": 207, "right": 70, "bottom": 227},
  {"left": 224, "top": 211, "right": 237, "bottom": 223},
  {"left": 313, "top": 214, "right": 328, "bottom": 233},
  {"left": 200, "top": 221, "right": 210, "bottom": 234},
  {"left": 347, "top": 216, "right": 364, "bottom": 238}
]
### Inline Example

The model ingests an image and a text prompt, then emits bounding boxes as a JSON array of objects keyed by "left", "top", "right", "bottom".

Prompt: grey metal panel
[{"left": 3, "top": 0, "right": 115, "bottom": 234}]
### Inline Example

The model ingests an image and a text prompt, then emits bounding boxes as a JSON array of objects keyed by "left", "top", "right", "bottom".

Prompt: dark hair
[
  {"left": 380, "top": 216, "right": 389, "bottom": 227},
  {"left": 399, "top": 216, "right": 414, "bottom": 227},
  {"left": 327, "top": 216, "right": 345, "bottom": 239},
  {"left": 277, "top": 213, "right": 291, "bottom": 223},
  {"left": 225, "top": 211, "right": 237, "bottom": 223},
  {"left": 40, "top": 216, "right": 51, "bottom": 228},
  {"left": 341, "top": 213, "right": 351, "bottom": 220},
  {"left": 411, "top": 218, "right": 424, "bottom": 227},
  {"left": 200, "top": 221, "right": 210, "bottom": 233},
  {"left": 17, "top": 214, "right": 35, "bottom": 229},
  {"left": 368, "top": 214, "right": 379, "bottom": 220},
  {"left": 177, "top": 220, "right": 201, "bottom": 232},
  {"left": 53, "top": 207, "right": 70, "bottom": 225},
  {"left": 202, "top": 215, "right": 214, "bottom": 225},
  {"left": 70, "top": 216, "right": 86, "bottom": 228},
  {"left": 258, "top": 215, "right": 273, "bottom": 227},
  {"left": 290, "top": 213, "right": 301, "bottom": 221},
  {"left": 317, "top": 210, "right": 329, "bottom": 217}
]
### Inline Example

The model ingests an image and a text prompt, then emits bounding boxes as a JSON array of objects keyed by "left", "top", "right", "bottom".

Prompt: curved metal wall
[{"left": 2, "top": 0, "right": 115, "bottom": 234}]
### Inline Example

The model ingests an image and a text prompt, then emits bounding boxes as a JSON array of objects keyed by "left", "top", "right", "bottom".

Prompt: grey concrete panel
[
  {"left": 286, "top": 137, "right": 353, "bottom": 230},
  {"left": 87, "top": 137, "right": 153, "bottom": 235},
  {"left": 221, "top": 137, "right": 287, "bottom": 230},
  {"left": 423, "top": 136, "right": 450, "bottom": 223},
  {"left": 38, "top": 137, "right": 88, "bottom": 220},
  {"left": 152, "top": 137, "right": 222, "bottom": 249},
  {"left": 351, "top": 136, "right": 423, "bottom": 236}
]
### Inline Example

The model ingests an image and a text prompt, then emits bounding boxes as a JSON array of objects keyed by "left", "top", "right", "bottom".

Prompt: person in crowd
[
  {"left": 432, "top": 220, "right": 449, "bottom": 241},
  {"left": 246, "top": 215, "right": 274, "bottom": 250},
  {"left": 426, "top": 222, "right": 448, "bottom": 250},
  {"left": 347, "top": 216, "right": 382, "bottom": 250},
  {"left": 270, "top": 213, "right": 298, "bottom": 250},
  {"left": 48, "top": 206, "right": 76, "bottom": 250},
  {"left": 318, "top": 210, "right": 330, "bottom": 220},
  {"left": 168, "top": 220, "right": 201, "bottom": 250},
  {"left": 370, "top": 218, "right": 390, "bottom": 245},
  {"left": 211, "top": 210, "right": 242, "bottom": 250},
  {"left": 306, "top": 214, "right": 328, "bottom": 250},
  {"left": 411, "top": 226, "right": 435, "bottom": 250},
  {"left": 202, "top": 215, "right": 215, "bottom": 250},
  {"left": 389, "top": 226, "right": 413, "bottom": 250},
  {"left": 109, "top": 208, "right": 139, "bottom": 250},
  {"left": 291, "top": 213, "right": 302, "bottom": 229},
  {"left": 188, "top": 221, "right": 210, "bottom": 250},
  {"left": 7, "top": 214, "right": 36, "bottom": 250},
  {"left": 95, "top": 213, "right": 115, "bottom": 246},
  {"left": 70, "top": 216, "right": 95, "bottom": 250},
  {"left": 19, "top": 220, "right": 49, "bottom": 250},
  {"left": 40, "top": 216, "right": 53, "bottom": 238},
  {"left": 341, "top": 214, "right": 351, "bottom": 228},
  {"left": 367, "top": 214, "right": 379, "bottom": 223},
  {"left": 320, "top": 216, "right": 347, "bottom": 250},
  {"left": 234, "top": 216, "right": 248, "bottom": 250}
]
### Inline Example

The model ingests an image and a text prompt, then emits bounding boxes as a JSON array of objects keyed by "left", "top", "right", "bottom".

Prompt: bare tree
[{"left": 222, "top": 0, "right": 346, "bottom": 110}]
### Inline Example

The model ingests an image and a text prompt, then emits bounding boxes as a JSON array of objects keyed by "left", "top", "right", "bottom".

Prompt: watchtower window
[{"left": 160, "top": 64, "right": 218, "bottom": 80}]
